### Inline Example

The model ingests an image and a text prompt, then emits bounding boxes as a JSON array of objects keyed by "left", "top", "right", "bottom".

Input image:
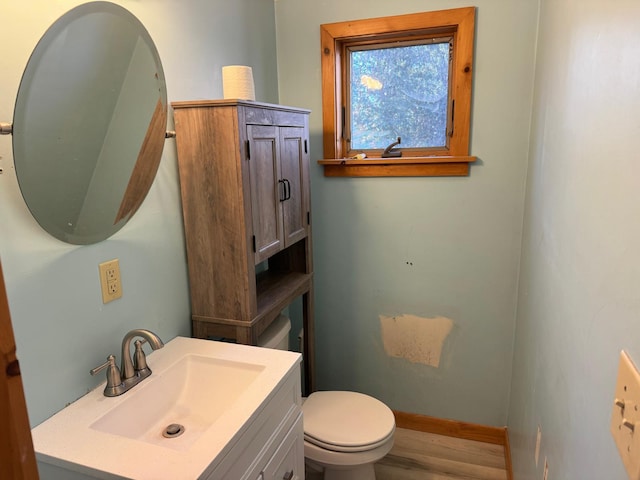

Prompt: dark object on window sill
[{"left": 382, "top": 137, "right": 402, "bottom": 158}]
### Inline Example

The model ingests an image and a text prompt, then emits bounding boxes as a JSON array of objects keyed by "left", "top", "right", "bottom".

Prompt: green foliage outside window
[{"left": 349, "top": 42, "right": 451, "bottom": 151}]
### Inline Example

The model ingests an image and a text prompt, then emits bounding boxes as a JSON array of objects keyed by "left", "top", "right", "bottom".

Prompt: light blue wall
[
  {"left": 508, "top": 0, "right": 640, "bottom": 478},
  {"left": 275, "top": 0, "right": 538, "bottom": 426},
  {"left": 0, "top": 0, "right": 278, "bottom": 427},
  {"left": 9, "top": 2, "right": 635, "bottom": 476}
]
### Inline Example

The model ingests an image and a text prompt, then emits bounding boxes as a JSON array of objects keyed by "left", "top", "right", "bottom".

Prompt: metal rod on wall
[
  {"left": 0, "top": 123, "right": 12, "bottom": 135},
  {"left": 0, "top": 123, "right": 176, "bottom": 139}
]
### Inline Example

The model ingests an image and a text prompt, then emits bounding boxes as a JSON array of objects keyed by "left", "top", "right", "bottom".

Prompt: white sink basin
[
  {"left": 31, "top": 336, "right": 301, "bottom": 479},
  {"left": 90, "top": 354, "right": 264, "bottom": 451}
]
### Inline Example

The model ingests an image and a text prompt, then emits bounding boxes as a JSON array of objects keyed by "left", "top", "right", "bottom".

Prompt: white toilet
[{"left": 258, "top": 315, "right": 396, "bottom": 480}]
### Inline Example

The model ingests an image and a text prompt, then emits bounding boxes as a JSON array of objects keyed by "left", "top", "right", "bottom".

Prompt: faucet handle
[
  {"left": 133, "top": 340, "right": 150, "bottom": 372},
  {"left": 90, "top": 354, "right": 116, "bottom": 376},
  {"left": 90, "top": 355, "right": 123, "bottom": 397}
]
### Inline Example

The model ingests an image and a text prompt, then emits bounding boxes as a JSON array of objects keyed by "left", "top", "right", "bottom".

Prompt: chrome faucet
[{"left": 90, "top": 329, "right": 164, "bottom": 397}]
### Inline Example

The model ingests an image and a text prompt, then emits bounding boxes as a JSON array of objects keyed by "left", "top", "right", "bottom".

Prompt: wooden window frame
[{"left": 319, "top": 7, "right": 476, "bottom": 177}]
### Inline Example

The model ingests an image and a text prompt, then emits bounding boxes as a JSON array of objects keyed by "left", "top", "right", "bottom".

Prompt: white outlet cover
[{"left": 610, "top": 350, "right": 640, "bottom": 479}]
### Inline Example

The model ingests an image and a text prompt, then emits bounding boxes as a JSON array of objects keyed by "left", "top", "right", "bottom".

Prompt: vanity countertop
[{"left": 31, "top": 336, "right": 301, "bottom": 479}]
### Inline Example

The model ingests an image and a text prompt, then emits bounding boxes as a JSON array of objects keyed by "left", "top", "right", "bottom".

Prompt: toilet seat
[
  {"left": 304, "top": 435, "right": 394, "bottom": 468},
  {"left": 302, "top": 391, "right": 396, "bottom": 453}
]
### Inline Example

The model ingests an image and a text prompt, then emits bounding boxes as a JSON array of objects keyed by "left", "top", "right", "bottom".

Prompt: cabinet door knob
[
  {"left": 282, "top": 470, "right": 294, "bottom": 480},
  {"left": 278, "top": 179, "right": 286, "bottom": 202}
]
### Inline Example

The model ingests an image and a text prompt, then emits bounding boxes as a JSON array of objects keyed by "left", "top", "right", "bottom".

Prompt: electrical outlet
[
  {"left": 535, "top": 425, "right": 542, "bottom": 466},
  {"left": 108, "top": 279, "right": 119, "bottom": 295},
  {"left": 99, "top": 259, "right": 122, "bottom": 303},
  {"left": 106, "top": 267, "right": 117, "bottom": 281},
  {"left": 543, "top": 458, "right": 549, "bottom": 480},
  {"left": 611, "top": 350, "right": 640, "bottom": 479}
]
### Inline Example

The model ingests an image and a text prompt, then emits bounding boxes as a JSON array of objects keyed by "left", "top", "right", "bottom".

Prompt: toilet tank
[{"left": 258, "top": 314, "right": 291, "bottom": 350}]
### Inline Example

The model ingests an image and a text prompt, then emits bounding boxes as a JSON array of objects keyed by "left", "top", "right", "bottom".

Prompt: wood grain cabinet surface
[{"left": 172, "top": 99, "right": 315, "bottom": 392}]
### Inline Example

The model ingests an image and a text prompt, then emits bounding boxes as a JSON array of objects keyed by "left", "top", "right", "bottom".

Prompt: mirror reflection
[{"left": 12, "top": 1, "right": 167, "bottom": 244}]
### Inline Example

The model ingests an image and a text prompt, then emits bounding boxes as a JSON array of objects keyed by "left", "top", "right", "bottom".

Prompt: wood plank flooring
[{"left": 306, "top": 427, "right": 509, "bottom": 480}]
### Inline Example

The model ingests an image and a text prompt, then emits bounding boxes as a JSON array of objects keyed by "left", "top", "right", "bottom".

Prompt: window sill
[{"left": 317, "top": 156, "right": 476, "bottom": 177}]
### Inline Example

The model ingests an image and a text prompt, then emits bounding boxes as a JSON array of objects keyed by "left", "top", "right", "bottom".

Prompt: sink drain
[{"left": 162, "top": 423, "right": 185, "bottom": 438}]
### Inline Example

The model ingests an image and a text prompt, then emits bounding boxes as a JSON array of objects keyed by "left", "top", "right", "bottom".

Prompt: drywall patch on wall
[{"left": 379, "top": 314, "right": 453, "bottom": 367}]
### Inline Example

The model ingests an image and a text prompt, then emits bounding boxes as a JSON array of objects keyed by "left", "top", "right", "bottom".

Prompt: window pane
[{"left": 349, "top": 42, "right": 450, "bottom": 151}]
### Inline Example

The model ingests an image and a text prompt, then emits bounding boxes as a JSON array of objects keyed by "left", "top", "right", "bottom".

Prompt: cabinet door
[
  {"left": 248, "top": 125, "right": 283, "bottom": 263},
  {"left": 279, "top": 127, "right": 309, "bottom": 248},
  {"left": 262, "top": 415, "right": 304, "bottom": 480}
]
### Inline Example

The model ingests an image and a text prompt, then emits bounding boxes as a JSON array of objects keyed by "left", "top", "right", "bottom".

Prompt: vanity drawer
[
  {"left": 203, "top": 368, "right": 301, "bottom": 480},
  {"left": 262, "top": 414, "right": 304, "bottom": 480}
]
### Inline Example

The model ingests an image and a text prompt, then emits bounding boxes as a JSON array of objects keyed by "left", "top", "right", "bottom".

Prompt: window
[
  {"left": 349, "top": 39, "right": 452, "bottom": 151},
  {"left": 319, "top": 8, "right": 476, "bottom": 177}
]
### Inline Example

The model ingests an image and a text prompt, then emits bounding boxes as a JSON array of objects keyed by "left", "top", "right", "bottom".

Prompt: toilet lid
[{"left": 302, "top": 391, "right": 395, "bottom": 452}]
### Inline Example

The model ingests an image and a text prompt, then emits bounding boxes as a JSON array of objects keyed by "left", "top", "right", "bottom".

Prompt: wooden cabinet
[{"left": 172, "top": 100, "right": 315, "bottom": 392}]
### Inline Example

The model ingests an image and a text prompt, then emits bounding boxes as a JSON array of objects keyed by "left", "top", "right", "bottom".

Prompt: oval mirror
[{"left": 12, "top": 1, "right": 167, "bottom": 244}]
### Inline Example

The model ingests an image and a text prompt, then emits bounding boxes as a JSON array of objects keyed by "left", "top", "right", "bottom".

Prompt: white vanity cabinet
[
  {"left": 203, "top": 365, "right": 304, "bottom": 480},
  {"left": 37, "top": 376, "right": 303, "bottom": 480},
  {"left": 31, "top": 338, "right": 305, "bottom": 480}
]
